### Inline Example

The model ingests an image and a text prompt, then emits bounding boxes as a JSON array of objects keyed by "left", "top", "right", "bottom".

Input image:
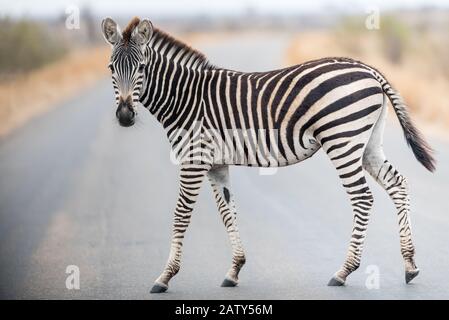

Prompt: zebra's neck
[{"left": 139, "top": 28, "right": 220, "bottom": 141}]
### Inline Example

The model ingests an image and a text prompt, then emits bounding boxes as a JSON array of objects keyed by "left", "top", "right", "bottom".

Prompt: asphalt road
[{"left": 1, "top": 33, "right": 449, "bottom": 300}]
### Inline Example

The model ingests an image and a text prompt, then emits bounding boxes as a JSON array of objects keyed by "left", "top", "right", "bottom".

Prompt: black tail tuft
[{"left": 402, "top": 120, "right": 436, "bottom": 172}]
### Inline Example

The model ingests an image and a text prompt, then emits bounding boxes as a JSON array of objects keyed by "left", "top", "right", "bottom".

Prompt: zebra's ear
[
  {"left": 101, "top": 17, "right": 122, "bottom": 46},
  {"left": 133, "top": 19, "right": 153, "bottom": 46}
]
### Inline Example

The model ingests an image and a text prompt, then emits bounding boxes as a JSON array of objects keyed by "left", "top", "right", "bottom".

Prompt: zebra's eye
[
  {"left": 138, "top": 63, "right": 145, "bottom": 73},
  {"left": 108, "top": 63, "right": 114, "bottom": 73}
]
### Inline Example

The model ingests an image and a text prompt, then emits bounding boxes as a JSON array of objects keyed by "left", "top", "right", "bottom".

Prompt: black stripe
[
  {"left": 336, "top": 157, "right": 360, "bottom": 170},
  {"left": 326, "top": 141, "right": 349, "bottom": 154},
  {"left": 320, "top": 124, "right": 373, "bottom": 145},
  {"left": 313, "top": 104, "right": 381, "bottom": 140},
  {"left": 343, "top": 176, "right": 367, "bottom": 188},
  {"left": 301, "top": 87, "right": 382, "bottom": 147},
  {"left": 275, "top": 62, "right": 362, "bottom": 126},
  {"left": 339, "top": 165, "right": 363, "bottom": 179},
  {"left": 331, "top": 143, "right": 365, "bottom": 161},
  {"left": 285, "top": 71, "right": 376, "bottom": 151}
]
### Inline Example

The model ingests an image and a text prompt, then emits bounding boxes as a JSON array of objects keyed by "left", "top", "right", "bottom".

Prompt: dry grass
[
  {"left": 285, "top": 31, "right": 449, "bottom": 139},
  {"left": 0, "top": 46, "right": 110, "bottom": 136}
]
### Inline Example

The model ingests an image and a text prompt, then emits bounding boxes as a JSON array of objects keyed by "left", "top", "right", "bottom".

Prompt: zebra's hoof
[
  {"left": 405, "top": 269, "right": 419, "bottom": 284},
  {"left": 150, "top": 282, "right": 168, "bottom": 293},
  {"left": 327, "top": 276, "right": 345, "bottom": 286},
  {"left": 221, "top": 278, "right": 238, "bottom": 287}
]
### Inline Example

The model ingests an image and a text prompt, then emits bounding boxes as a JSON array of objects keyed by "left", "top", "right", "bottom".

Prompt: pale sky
[{"left": 1, "top": 0, "right": 448, "bottom": 18}]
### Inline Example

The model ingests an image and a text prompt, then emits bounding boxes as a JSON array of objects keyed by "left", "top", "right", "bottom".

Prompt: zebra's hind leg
[
  {"left": 364, "top": 156, "right": 419, "bottom": 284},
  {"left": 208, "top": 165, "right": 246, "bottom": 287},
  {"left": 150, "top": 163, "right": 210, "bottom": 294},
  {"left": 324, "top": 140, "right": 374, "bottom": 286},
  {"left": 362, "top": 112, "right": 419, "bottom": 283}
]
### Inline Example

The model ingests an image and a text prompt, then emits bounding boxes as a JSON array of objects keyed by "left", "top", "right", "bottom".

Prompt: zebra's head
[{"left": 101, "top": 17, "right": 153, "bottom": 127}]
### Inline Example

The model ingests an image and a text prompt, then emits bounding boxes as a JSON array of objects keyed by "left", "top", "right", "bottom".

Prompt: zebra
[{"left": 101, "top": 17, "right": 436, "bottom": 293}]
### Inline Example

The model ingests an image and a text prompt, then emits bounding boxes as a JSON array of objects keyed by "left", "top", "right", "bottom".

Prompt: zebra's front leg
[
  {"left": 208, "top": 165, "right": 246, "bottom": 287},
  {"left": 150, "top": 164, "right": 210, "bottom": 293}
]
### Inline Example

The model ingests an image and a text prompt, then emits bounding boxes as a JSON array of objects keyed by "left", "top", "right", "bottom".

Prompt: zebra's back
[{"left": 203, "top": 57, "right": 384, "bottom": 167}]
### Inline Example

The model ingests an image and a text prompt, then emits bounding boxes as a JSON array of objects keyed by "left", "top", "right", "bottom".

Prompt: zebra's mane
[{"left": 149, "top": 28, "right": 214, "bottom": 70}]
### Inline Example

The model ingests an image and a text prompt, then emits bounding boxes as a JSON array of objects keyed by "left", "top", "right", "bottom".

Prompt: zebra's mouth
[
  {"left": 116, "top": 109, "right": 135, "bottom": 127},
  {"left": 117, "top": 112, "right": 135, "bottom": 126},
  {"left": 118, "top": 117, "right": 134, "bottom": 127}
]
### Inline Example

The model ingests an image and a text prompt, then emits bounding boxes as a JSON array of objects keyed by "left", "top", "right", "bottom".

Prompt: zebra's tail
[
  {"left": 374, "top": 72, "right": 436, "bottom": 172},
  {"left": 383, "top": 84, "right": 436, "bottom": 172}
]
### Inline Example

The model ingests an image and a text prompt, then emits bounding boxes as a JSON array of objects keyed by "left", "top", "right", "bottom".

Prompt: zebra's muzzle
[{"left": 116, "top": 101, "right": 135, "bottom": 127}]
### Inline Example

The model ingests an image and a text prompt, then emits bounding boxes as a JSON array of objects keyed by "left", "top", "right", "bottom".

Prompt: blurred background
[
  {"left": 1, "top": 0, "right": 449, "bottom": 299},
  {"left": 1, "top": 0, "right": 449, "bottom": 136}
]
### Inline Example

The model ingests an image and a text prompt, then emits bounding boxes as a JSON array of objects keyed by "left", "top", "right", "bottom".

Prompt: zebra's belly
[{"left": 210, "top": 129, "right": 321, "bottom": 167}]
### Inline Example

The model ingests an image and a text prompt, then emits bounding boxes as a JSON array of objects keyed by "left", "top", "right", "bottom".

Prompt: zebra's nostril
[
  {"left": 117, "top": 113, "right": 135, "bottom": 127},
  {"left": 116, "top": 103, "right": 135, "bottom": 127}
]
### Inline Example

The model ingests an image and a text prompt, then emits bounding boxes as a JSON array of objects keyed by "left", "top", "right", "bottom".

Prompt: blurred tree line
[
  {"left": 0, "top": 7, "right": 101, "bottom": 78},
  {"left": 335, "top": 13, "right": 449, "bottom": 78},
  {"left": 0, "top": 18, "right": 67, "bottom": 76},
  {"left": 335, "top": 15, "right": 410, "bottom": 64}
]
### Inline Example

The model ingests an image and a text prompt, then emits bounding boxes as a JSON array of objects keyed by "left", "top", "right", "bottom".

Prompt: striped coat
[{"left": 101, "top": 17, "right": 435, "bottom": 293}]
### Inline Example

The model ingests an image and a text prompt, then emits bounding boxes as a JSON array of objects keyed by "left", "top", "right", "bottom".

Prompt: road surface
[{"left": 1, "top": 33, "right": 449, "bottom": 299}]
